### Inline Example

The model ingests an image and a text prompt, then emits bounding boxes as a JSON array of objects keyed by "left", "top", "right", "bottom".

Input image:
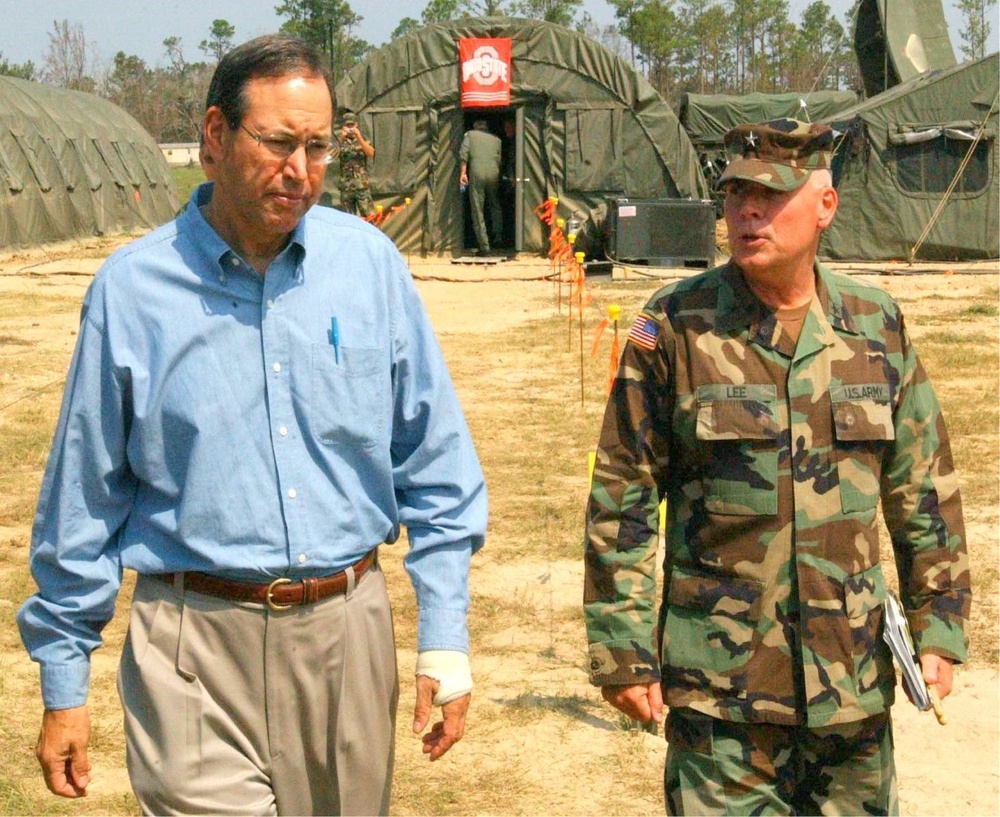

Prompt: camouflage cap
[
  {"left": 342, "top": 111, "right": 357, "bottom": 126},
  {"left": 718, "top": 118, "right": 834, "bottom": 191}
]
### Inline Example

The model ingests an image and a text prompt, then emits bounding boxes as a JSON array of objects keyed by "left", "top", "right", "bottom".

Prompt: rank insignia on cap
[
  {"left": 628, "top": 315, "right": 659, "bottom": 350},
  {"left": 717, "top": 118, "right": 834, "bottom": 192}
]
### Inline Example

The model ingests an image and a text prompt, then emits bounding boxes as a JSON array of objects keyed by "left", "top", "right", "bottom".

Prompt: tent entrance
[{"left": 461, "top": 108, "right": 521, "bottom": 254}]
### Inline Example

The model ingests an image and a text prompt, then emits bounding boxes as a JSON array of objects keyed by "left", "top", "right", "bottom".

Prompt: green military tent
[
  {"left": 679, "top": 91, "right": 860, "bottom": 153},
  {"left": 333, "top": 17, "right": 709, "bottom": 255},
  {"left": 853, "top": 0, "right": 957, "bottom": 98},
  {"left": 819, "top": 53, "right": 998, "bottom": 262},
  {"left": 0, "top": 76, "right": 178, "bottom": 248},
  {"left": 678, "top": 91, "right": 859, "bottom": 209}
]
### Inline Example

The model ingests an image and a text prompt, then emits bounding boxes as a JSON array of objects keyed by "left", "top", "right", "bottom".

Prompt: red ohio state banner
[{"left": 458, "top": 38, "right": 512, "bottom": 108}]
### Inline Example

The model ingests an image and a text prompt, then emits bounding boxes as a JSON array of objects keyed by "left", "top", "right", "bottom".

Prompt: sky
[{"left": 1, "top": 0, "right": 993, "bottom": 71}]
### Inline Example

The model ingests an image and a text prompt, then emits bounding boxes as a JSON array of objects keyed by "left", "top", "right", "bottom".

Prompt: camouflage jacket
[
  {"left": 338, "top": 137, "right": 370, "bottom": 194},
  {"left": 584, "top": 261, "right": 970, "bottom": 728}
]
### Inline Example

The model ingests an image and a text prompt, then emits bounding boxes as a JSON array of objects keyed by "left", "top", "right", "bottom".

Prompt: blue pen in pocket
[{"left": 329, "top": 317, "right": 340, "bottom": 363}]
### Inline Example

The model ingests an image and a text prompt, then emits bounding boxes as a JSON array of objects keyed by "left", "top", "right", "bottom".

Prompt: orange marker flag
[
  {"left": 591, "top": 318, "right": 609, "bottom": 358},
  {"left": 591, "top": 306, "right": 621, "bottom": 395},
  {"left": 606, "top": 304, "right": 621, "bottom": 395},
  {"left": 533, "top": 196, "right": 558, "bottom": 226}
]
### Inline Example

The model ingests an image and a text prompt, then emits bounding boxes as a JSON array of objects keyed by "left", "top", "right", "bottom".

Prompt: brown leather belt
[{"left": 154, "top": 549, "right": 376, "bottom": 612}]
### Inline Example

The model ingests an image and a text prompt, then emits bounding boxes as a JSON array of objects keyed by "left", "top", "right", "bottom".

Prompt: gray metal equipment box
[{"left": 606, "top": 198, "right": 716, "bottom": 267}]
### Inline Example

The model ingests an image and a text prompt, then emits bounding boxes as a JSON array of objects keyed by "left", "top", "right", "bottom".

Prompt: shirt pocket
[
  {"left": 831, "top": 390, "right": 894, "bottom": 514},
  {"left": 661, "top": 566, "right": 764, "bottom": 699},
  {"left": 695, "top": 384, "right": 779, "bottom": 516},
  {"left": 310, "top": 343, "right": 387, "bottom": 449},
  {"left": 844, "top": 564, "right": 892, "bottom": 700}
]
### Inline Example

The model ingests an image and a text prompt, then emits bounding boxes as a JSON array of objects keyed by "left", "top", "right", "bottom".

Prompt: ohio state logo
[
  {"left": 462, "top": 45, "right": 509, "bottom": 86},
  {"left": 458, "top": 37, "right": 511, "bottom": 108}
]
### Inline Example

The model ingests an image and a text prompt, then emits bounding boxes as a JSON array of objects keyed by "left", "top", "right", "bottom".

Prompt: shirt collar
[
  {"left": 716, "top": 260, "right": 859, "bottom": 339},
  {"left": 814, "top": 263, "right": 859, "bottom": 336},
  {"left": 179, "top": 182, "right": 231, "bottom": 270},
  {"left": 179, "top": 182, "right": 308, "bottom": 277},
  {"left": 715, "top": 262, "right": 765, "bottom": 336}
]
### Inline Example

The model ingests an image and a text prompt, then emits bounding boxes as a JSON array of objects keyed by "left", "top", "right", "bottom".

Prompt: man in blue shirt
[{"left": 18, "top": 35, "right": 487, "bottom": 815}]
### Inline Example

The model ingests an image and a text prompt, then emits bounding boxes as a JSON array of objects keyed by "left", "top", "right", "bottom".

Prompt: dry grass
[
  {"left": 0, "top": 257, "right": 996, "bottom": 816},
  {"left": 0, "top": 264, "right": 140, "bottom": 815},
  {"left": 885, "top": 278, "right": 1000, "bottom": 671}
]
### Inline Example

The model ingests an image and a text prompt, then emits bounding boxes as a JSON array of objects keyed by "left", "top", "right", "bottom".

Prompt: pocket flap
[
  {"left": 844, "top": 564, "right": 886, "bottom": 620},
  {"left": 832, "top": 398, "right": 895, "bottom": 442},
  {"left": 696, "top": 384, "right": 778, "bottom": 441},
  {"left": 668, "top": 566, "right": 764, "bottom": 623}
]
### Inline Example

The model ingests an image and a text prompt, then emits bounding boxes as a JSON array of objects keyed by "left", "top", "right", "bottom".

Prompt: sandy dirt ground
[
  {"left": 0, "top": 239, "right": 997, "bottom": 816},
  {"left": 409, "top": 259, "right": 1000, "bottom": 817}
]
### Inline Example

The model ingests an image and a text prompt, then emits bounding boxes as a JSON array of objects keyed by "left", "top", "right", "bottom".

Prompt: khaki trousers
[{"left": 118, "top": 564, "right": 399, "bottom": 816}]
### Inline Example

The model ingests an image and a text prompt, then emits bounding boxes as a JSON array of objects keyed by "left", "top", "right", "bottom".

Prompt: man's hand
[
  {"left": 920, "top": 653, "right": 955, "bottom": 699},
  {"left": 413, "top": 675, "right": 470, "bottom": 761},
  {"left": 37, "top": 706, "right": 91, "bottom": 798},
  {"left": 601, "top": 682, "right": 664, "bottom": 725}
]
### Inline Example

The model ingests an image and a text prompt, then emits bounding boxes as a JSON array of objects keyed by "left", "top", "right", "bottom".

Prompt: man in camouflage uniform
[
  {"left": 338, "top": 111, "right": 375, "bottom": 217},
  {"left": 583, "top": 119, "right": 970, "bottom": 815}
]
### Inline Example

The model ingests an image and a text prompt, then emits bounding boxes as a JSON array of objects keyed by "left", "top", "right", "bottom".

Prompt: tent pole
[{"left": 883, "top": 0, "right": 889, "bottom": 92}]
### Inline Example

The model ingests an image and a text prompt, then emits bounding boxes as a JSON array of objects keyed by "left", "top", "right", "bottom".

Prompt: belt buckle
[{"left": 266, "top": 577, "right": 293, "bottom": 612}]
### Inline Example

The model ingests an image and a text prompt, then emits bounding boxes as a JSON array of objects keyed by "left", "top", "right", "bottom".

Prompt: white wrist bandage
[{"left": 415, "top": 650, "right": 473, "bottom": 705}]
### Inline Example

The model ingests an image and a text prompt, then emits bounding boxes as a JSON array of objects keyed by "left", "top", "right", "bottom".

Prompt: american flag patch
[{"left": 627, "top": 316, "right": 659, "bottom": 350}]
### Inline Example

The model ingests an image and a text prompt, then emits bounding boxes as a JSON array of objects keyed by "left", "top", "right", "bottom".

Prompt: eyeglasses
[{"left": 240, "top": 125, "right": 337, "bottom": 165}]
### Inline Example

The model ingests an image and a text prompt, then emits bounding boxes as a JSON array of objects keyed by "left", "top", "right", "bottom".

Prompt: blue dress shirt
[{"left": 18, "top": 184, "right": 487, "bottom": 710}]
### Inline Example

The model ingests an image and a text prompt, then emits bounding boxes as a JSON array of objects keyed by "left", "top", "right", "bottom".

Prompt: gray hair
[{"left": 809, "top": 169, "right": 834, "bottom": 189}]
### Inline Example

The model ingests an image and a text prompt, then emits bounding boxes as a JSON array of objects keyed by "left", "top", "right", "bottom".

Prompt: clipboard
[{"left": 883, "top": 591, "right": 946, "bottom": 724}]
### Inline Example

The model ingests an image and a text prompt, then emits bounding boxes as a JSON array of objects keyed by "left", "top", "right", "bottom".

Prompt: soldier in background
[
  {"left": 583, "top": 119, "right": 970, "bottom": 815},
  {"left": 338, "top": 110, "right": 375, "bottom": 217},
  {"left": 459, "top": 119, "right": 502, "bottom": 255}
]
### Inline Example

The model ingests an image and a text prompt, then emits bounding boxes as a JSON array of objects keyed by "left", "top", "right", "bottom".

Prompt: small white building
[{"left": 159, "top": 143, "right": 200, "bottom": 167}]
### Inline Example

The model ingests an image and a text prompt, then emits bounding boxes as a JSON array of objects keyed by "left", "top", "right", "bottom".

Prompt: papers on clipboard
[{"left": 883, "top": 591, "right": 931, "bottom": 711}]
